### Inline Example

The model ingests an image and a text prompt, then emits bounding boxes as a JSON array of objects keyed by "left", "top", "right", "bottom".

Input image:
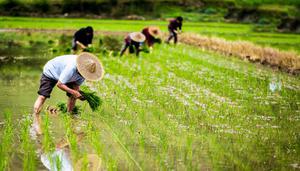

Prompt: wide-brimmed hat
[
  {"left": 77, "top": 52, "right": 104, "bottom": 81},
  {"left": 129, "top": 32, "right": 146, "bottom": 42},
  {"left": 148, "top": 26, "right": 161, "bottom": 38},
  {"left": 74, "top": 154, "right": 102, "bottom": 171}
]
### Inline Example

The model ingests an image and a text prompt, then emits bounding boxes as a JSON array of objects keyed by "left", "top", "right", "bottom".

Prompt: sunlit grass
[{"left": 0, "top": 23, "right": 299, "bottom": 170}]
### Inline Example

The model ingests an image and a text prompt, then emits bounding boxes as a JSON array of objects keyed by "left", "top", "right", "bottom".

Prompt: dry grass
[{"left": 179, "top": 33, "right": 300, "bottom": 74}]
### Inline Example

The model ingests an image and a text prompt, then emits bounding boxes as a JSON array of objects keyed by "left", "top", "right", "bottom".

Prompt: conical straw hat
[
  {"left": 148, "top": 26, "right": 161, "bottom": 38},
  {"left": 75, "top": 154, "right": 102, "bottom": 171},
  {"left": 77, "top": 52, "right": 104, "bottom": 81},
  {"left": 129, "top": 32, "right": 146, "bottom": 42}
]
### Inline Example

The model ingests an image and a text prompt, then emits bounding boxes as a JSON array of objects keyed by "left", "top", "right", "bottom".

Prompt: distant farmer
[
  {"left": 72, "top": 26, "right": 94, "bottom": 52},
  {"left": 166, "top": 16, "right": 183, "bottom": 44},
  {"left": 32, "top": 53, "right": 104, "bottom": 135},
  {"left": 120, "top": 32, "right": 145, "bottom": 57},
  {"left": 141, "top": 26, "right": 161, "bottom": 51}
]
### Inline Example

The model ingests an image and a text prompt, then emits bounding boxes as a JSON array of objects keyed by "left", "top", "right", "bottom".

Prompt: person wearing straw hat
[
  {"left": 72, "top": 26, "right": 94, "bottom": 53},
  {"left": 166, "top": 16, "right": 183, "bottom": 44},
  {"left": 32, "top": 52, "right": 104, "bottom": 135},
  {"left": 141, "top": 26, "right": 162, "bottom": 52},
  {"left": 120, "top": 32, "right": 146, "bottom": 57}
]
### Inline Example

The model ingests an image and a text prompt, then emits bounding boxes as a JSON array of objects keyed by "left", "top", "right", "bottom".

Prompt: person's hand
[
  {"left": 78, "top": 90, "right": 86, "bottom": 101},
  {"left": 73, "top": 90, "right": 83, "bottom": 99}
]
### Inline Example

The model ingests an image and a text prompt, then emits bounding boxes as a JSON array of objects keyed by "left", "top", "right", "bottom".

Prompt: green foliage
[
  {"left": 0, "top": 18, "right": 300, "bottom": 170},
  {"left": 20, "top": 115, "right": 36, "bottom": 171},
  {"left": 140, "top": 45, "right": 150, "bottom": 53},
  {"left": 57, "top": 102, "right": 67, "bottom": 113},
  {"left": 203, "top": 7, "right": 218, "bottom": 14},
  {"left": 57, "top": 102, "right": 82, "bottom": 114},
  {"left": 0, "top": 111, "right": 14, "bottom": 170},
  {"left": 101, "top": 35, "right": 123, "bottom": 52},
  {"left": 80, "top": 86, "right": 102, "bottom": 111}
]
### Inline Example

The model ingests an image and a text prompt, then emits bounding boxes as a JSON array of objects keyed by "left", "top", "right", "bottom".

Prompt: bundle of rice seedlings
[
  {"left": 56, "top": 102, "right": 81, "bottom": 114},
  {"left": 79, "top": 86, "right": 102, "bottom": 111},
  {"left": 57, "top": 102, "right": 67, "bottom": 113}
]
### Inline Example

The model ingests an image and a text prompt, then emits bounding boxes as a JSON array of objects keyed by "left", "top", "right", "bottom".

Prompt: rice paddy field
[{"left": 0, "top": 17, "right": 300, "bottom": 170}]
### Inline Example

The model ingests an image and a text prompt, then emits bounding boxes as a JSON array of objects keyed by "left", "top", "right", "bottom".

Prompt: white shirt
[{"left": 43, "top": 55, "right": 85, "bottom": 85}]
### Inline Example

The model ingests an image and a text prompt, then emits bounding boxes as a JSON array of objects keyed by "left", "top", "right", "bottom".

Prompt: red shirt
[{"left": 142, "top": 28, "right": 155, "bottom": 47}]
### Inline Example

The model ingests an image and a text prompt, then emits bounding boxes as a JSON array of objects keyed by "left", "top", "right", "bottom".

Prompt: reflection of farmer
[
  {"left": 120, "top": 32, "right": 145, "bottom": 57},
  {"left": 72, "top": 26, "right": 94, "bottom": 52},
  {"left": 166, "top": 16, "right": 183, "bottom": 44},
  {"left": 32, "top": 53, "right": 104, "bottom": 135},
  {"left": 141, "top": 26, "right": 161, "bottom": 51}
]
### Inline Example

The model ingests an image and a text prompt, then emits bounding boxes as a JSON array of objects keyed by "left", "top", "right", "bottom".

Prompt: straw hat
[
  {"left": 148, "top": 26, "right": 161, "bottom": 38},
  {"left": 129, "top": 32, "right": 146, "bottom": 42},
  {"left": 77, "top": 52, "right": 104, "bottom": 81},
  {"left": 75, "top": 154, "right": 102, "bottom": 171}
]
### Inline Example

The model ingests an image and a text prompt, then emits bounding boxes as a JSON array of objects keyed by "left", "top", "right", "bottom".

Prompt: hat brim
[
  {"left": 77, "top": 52, "right": 104, "bottom": 81},
  {"left": 129, "top": 32, "right": 146, "bottom": 42},
  {"left": 148, "top": 26, "right": 161, "bottom": 38}
]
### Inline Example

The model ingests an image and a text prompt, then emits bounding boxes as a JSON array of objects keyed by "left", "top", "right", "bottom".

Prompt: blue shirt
[{"left": 43, "top": 55, "right": 85, "bottom": 85}]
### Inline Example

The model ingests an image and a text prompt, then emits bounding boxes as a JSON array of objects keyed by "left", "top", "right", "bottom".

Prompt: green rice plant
[
  {"left": 20, "top": 115, "right": 36, "bottom": 171},
  {"left": 0, "top": 110, "right": 14, "bottom": 170},
  {"left": 56, "top": 102, "right": 81, "bottom": 114},
  {"left": 1, "top": 18, "right": 300, "bottom": 170},
  {"left": 80, "top": 86, "right": 102, "bottom": 112},
  {"left": 62, "top": 114, "right": 80, "bottom": 160},
  {"left": 57, "top": 102, "right": 67, "bottom": 113},
  {"left": 41, "top": 113, "right": 55, "bottom": 153}
]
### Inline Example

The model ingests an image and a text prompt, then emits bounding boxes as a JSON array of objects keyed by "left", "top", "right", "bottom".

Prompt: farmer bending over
[
  {"left": 120, "top": 32, "right": 145, "bottom": 57},
  {"left": 166, "top": 16, "right": 183, "bottom": 44},
  {"left": 32, "top": 53, "right": 104, "bottom": 135},
  {"left": 141, "top": 26, "right": 161, "bottom": 52},
  {"left": 72, "top": 26, "right": 94, "bottom": 53}
]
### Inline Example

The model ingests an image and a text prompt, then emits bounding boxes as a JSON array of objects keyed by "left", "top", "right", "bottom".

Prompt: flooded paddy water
[{"left": 0, "top": 30, "right": 300, "bottom": 170}]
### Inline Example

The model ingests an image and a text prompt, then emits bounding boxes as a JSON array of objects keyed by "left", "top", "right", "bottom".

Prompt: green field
[
  {"left": 0, "top": 17, "right": 300, "bottom": 170},
  {"left": 1, "top": 17, "right": 300, "bottom": 53}
]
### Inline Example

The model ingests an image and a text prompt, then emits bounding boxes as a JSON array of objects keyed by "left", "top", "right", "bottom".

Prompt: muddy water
[
  {"left": 0, "top": 45, "right": 80, "bottom": 170},
  {"left": 0, "top": 54, "right": 67, "bottom": 117}
]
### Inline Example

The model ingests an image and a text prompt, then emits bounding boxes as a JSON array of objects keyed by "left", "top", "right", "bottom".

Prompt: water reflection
[{"left": 41, "top": 148, "right": 73, "bottom": 171}]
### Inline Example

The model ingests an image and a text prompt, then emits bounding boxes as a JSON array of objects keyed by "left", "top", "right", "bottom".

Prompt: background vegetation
[{"left": 0, "top": 0, "right": 300, "bottom": 33}]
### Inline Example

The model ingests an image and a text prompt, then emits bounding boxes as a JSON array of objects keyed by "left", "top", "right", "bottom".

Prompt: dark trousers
[
  {"left": 166, "top": 29, "right": 177, "bottom": 44},
  {"left": 120, "top": 43, "right": 140, "bottom": 56}
]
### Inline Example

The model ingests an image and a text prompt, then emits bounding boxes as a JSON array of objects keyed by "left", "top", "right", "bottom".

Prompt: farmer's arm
[
  {"left": 58, "top": 65, "right": 82, "bottom": 99},
  {"left": 76, "top": 41, "right": 87, "bottom": 49},
  {"left": 56, "top": 81, "right": 82, "bottom": 98},
  {"left": 179, "top": 22, "right": 182, "bottom": 31}
]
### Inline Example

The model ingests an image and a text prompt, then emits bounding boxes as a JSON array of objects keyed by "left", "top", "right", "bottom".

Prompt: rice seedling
[
  {"left": 62, "top": 114, "right": 80, "bottom": 161},
  {"left": 20, "top": 114, "right": 37, "bottom": 171},
  {"left": 41, "top": 113, "right": 55, "bottom": 153},
  {"left": 0, "top": 111, "right": 14, "bottom": 170},
  {"left": 80, "top": 85, "right": 102, "bottom": 111},
  {"left": 56, "top": 102, "right": 81, "bottom": 114},
  {"left": 0, "top": 19, "right": 300, "bottom": 170}
]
